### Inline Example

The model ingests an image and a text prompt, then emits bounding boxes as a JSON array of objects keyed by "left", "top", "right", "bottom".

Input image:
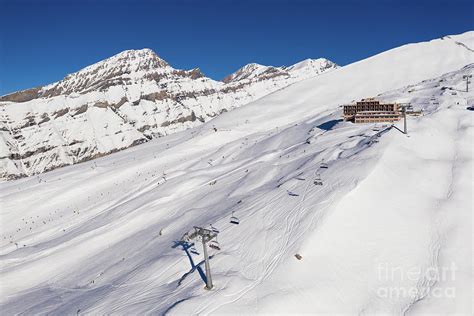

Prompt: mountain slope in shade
[{"left": 0, "top": 53, "right": 337, "bottom": 180}]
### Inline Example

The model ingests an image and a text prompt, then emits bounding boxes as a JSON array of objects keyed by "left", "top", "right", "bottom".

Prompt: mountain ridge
[
  {"left": 0, "top": 50, "right": 338, "bottom": 179},
  {"left": 0, "top": 49, "right": 335, "bottom": 101}
]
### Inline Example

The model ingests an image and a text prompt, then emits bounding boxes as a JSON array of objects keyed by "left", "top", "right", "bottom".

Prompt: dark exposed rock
[
  {"left": 138, "top": 125, "right": 151, "bottom": 132},
  {"left": 161, "top": 111, "right": 196, "bottom": 127},
  {"left": 18, "top": 116, "right": 36, "bottom": 129},
  {"left": 143, "top": 72, "right": 169, "bottom": 82},
  {"left": 112, "top": 97, "right": 128, "bottom": 109},
  {"left": 142, "top": 91, "right": 170, "bottom": 102},
  {"left": 72, "top": 104, "right": 88, "bottom": 116},
  {"left": 186, "top": 68, "right": 205, "bottom": 79},
  {"left": 53, "top": 108, "right": 69, "bottom": 118},
  {"left": 93, "top": 101, "right": 110, "bottom": 108},
  {"left": 0, "top": 87, "right": 41, "bottom": 103},
  {"left": 38, "top": 113, "right": 50, "bottom": 125},
  {"left": 67, "top": 139, "right": 84, "bottom": 147},
  {"left": 172, "top": 68, "right": 204, "bottom": 80},
  {"left": 9, "top": 145, "right": 55, "bottom": 160}
]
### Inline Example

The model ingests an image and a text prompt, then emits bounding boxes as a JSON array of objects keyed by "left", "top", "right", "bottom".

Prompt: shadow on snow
[
  {"left": 172, "top": 240, "right": 213, "bottom": 287},
  {"left": 316, "top": 119, "right": 343, "bottom": 131}
]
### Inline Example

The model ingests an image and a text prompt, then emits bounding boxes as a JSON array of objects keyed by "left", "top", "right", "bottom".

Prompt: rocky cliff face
[{"left": 0, "top": 49, "right": 337, "bottom": 179}]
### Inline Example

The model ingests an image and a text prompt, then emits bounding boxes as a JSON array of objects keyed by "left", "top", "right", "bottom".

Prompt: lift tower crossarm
[{"left": 399, "top": 103, "right": 411, "bottom": 135}]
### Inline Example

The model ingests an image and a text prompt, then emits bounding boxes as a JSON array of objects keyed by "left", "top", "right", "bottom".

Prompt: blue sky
[{"left": 0, "top": 0, "right": 472, "bottom": 95}]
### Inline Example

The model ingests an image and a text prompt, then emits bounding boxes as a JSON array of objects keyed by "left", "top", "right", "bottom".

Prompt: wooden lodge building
[{"left": 343, "top": 98, "right": 401, "bottom": 123}]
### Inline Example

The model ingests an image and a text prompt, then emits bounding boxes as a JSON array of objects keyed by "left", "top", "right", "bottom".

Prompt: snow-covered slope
[
  {"left": 0, "top": 52, "right": 337, "bottom": 180},
  {"left": 210, "top": 31, "right": 474, "bottom": 132},
  {"left": 0, "top": 31, "right": 473, "bottom": 314}
]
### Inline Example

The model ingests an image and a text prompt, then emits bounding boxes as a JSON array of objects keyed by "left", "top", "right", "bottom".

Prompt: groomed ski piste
[{"left": 1, "top": 31, "right": 473, "bottom": 314}]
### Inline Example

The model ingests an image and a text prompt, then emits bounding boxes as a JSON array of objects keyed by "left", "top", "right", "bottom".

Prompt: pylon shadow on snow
[
  {"left": 172, "top": 240, "right": 214, "bottom": 286},
  {"left": 391, "top": 125, "right": 406, "bottom": 134}
]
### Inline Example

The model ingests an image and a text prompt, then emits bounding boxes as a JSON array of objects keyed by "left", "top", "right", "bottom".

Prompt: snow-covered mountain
[
  {"left": 222, "top": 58, "right": 335, "bottom": 83},
  {"left": 0, "top": 51, "right": 337, "bottom": 180},
  {"left": 0, "top": 31, "right": 472, "bottom": 314}
]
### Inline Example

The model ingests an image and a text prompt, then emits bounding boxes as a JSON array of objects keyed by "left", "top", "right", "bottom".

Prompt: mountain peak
[
  {"left": 107, "top": 48, "right": 166, "bottom": 65},
  {"left": 223, "top": 58, "right": 338, "bottom": 83},
  {"left": 285, "top": 58, "right": 337, "bottom": 74},
  {"left": 223, "top": 63, "right": 278, "bottom": 83},
  {"left": 69, "top": 48, "right": 170, "bottom": 78},
  {"left": 37, "top": 48, "right": 171, "bottom": 97}
]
